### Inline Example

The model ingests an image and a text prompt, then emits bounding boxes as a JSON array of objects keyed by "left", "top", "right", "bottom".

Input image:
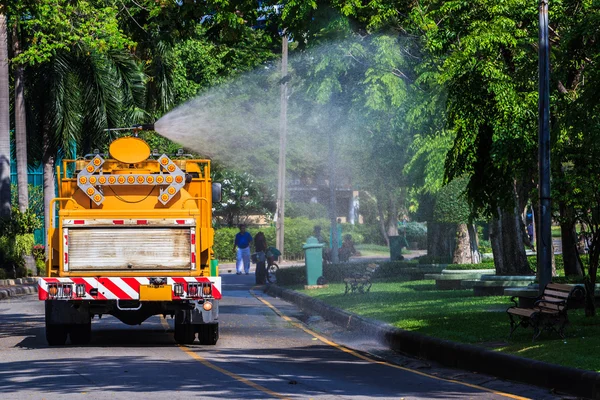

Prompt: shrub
[
  {"left": 417, "top": 255, "right": 452, "bottom": 264},
  {"left": 479, "top": 239, "right": 492, "bottom": 253},
  {"left": 405, "top": 222, "right": 427, "bottom": 249},
  {"left": 351, "top": 223, "right": 385, "bottom": 245},
  {"left": 285, "top": 202, "right": 328, "bottom": 220},
  {"left": 445, "top": 263, "right": 496, "bottom": 270},
  {"left": 0, "top": 269, "right": 5, "bottom": 279},
  {"left": 0, "top": 234, "right": 34, "bottom": 272}
]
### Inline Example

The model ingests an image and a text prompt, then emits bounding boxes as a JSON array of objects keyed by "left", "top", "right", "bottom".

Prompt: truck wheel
[
  {"left": 46, "top": 324, "right": 68, "bottom": 346},
  {"left": 198, "top": 323, "right": 219, "bottom": 345},
  {"left": 69, "top": 323, "right": 92, "bottom": 345},
  {"left": 174, "top": 313, "right": 196, "bottom": 344}
]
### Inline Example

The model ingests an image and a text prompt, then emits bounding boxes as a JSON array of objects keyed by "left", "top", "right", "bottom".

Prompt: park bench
[
  {"left": 506, "top": 283, "right": 585, "bottom": 341},
  {"left": 344, "top": 264, "right": 379, "bottom": 295}
]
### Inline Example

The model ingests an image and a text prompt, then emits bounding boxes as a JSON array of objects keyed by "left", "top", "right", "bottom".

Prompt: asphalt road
[{"left": 0, "top": 273, "right": 567, "bottom": 400}]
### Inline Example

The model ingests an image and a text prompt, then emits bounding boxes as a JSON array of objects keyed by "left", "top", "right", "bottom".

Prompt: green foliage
[
  {"left": 10, "top": 184, "right": 44, "bottom": 227},
  {"left": 212, "top": 169, "right": 275, "bottom": 227},
  {"left": 213, "top": 217, "right": 329, "bottom": 261},
  {"left": 433, "top": 176, "right": 471, "bottom": 223},
  {"left": 285, "top": 202, "right": 328, "bottom": 220},
  {"left": 351, "top": 223, "right": 385, "bottom": 246},
  {"left": 0, "top": 234, "right": 35, "bottom": 273},
  {"left": 0, "top": 207, "right": 42, "bottom": 236},
  {"left": 417, "top": 255, "right": 452, "bottom": 265},
  {"left": 444, "top": 263, "right": 495, "bottom": 271},
  {"left": 404, "top": 222, "right": 427, "bottom": 249},
  {"left": 13, "top": 1, "right": 135, "bottom": 65}
]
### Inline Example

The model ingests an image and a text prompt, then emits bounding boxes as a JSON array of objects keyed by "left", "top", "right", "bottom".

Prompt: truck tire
[
  {"left": 69, "top": 323, "right": 92, "bottom": 345},
  {"left": 46, "top": 324, "right": 68, "bottom": 346},
  {"left": 198, "top": 323, "right": 219, "bottom": 345},
  {"left": 174, "top": 313, "right": 196, "bottom": 344}
]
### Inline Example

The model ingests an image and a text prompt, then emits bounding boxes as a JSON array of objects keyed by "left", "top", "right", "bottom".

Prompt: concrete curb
[
  {"left": 265, "top": 285, "right": 600, "bottom": 399},
  {"left": 0, "top": 284, "right": 38, "bottom": 300}
]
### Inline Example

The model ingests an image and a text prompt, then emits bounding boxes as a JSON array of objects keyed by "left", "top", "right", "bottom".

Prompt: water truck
[{"left": 39, "top": 127, "right": 222, "bottom": 346}]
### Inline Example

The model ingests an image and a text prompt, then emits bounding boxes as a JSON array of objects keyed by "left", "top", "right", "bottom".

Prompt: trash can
[
  {"left": 389, "top": 236, "right": 404, "bottom": 261},
  {"left": 210, "top": 259, "right": 219, "bottom": 276},
  {"left": 303, "top": 236, "right": 324, "bottom": 286}
]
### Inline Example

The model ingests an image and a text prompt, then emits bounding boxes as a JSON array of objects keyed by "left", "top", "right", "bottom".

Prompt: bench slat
[
  {"left": 546, "top": 283, "right": 576, "bottom": 292},
  {"left": 543, "top": 289, "right": 571, "bottom": 298},
  {"left": 507, "top": 308, "right": 537, "bottom": 317},
  {"left": 536, "top": 302, "right": 564, "bottom": 311}
]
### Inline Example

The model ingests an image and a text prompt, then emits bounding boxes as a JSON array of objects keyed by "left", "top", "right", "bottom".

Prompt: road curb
[
  {"left": 0, "top": 284, "right": 38, "bottom": 300},
  {"left": 265, "top": 284, "right": 600, "bottom": 399}
]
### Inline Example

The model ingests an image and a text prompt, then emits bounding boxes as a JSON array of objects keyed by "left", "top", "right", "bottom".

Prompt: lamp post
[
  {"left": 537, "top": 0, "right": 552, "bottom": 294},
  {"left": 276, "top": 33, "right": 288, "bottom": 260}
]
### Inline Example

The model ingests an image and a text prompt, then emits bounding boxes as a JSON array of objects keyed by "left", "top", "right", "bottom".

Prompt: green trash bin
[
  {"left": 210, "top": 259, "right": 219, "bottom": 276},
  {"left": 389, "top": 236, "right": 404, "bottom": 261},
  {"left": 303, "top": 237, "right": 324, "bottom": 286}
]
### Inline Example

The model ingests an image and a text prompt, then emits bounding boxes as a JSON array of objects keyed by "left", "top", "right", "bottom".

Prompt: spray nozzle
[{"left": 132, "top": 123, "right": 155, "bottom": 131}]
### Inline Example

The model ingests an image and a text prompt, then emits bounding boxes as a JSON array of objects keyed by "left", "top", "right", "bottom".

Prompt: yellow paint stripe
[
  {"left": 250, "top": 288, "right": 530, "bottom": 400},
  {"left": 161, "top": 316, "right": 289, "bottom": 400}
]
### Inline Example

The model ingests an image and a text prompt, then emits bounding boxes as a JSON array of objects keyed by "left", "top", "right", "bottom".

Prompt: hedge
[
  {"left": 275, "top": 261, "right": 441, "bottom": 286},
  {"left": 213, "top": 217, "right": 329, "bottom": 261}
]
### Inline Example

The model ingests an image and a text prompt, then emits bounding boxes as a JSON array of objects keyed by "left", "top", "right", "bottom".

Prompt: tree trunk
[
  {"left": 13, "top": 22, "right": 28, "bottom": 212},
  {"left": 453, "top": 223, "right": 481, "bottom": 264},
  {"left": 453, "top": 223, "right": 471, "bottom": 264},
  {"left": 468, "top": 223, "right": 481, "bottom": 263},
  {"left": 490, "top": 206, "right": 530, "bottom": 275},
  {"left": 559, "top": 202, "right": 583, "bottom": 277},
  {"left": 376, "top": 194, "right": 389, "bottom": 247},
  {"left": 42, "top": 132, "right": 55, "bottom": 253},
  {"left": 427, "top": 221, "right": 456, "bottom": 262},
  {"left": 0, "top": 13, "right": 10, "bottom": 218}
]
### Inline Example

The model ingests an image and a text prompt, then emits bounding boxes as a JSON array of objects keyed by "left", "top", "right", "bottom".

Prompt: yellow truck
[{"left": 38, "top": 131, "right": 221, "bottom": 346}]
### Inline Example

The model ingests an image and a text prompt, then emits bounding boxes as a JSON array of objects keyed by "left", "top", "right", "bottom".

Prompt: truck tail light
[
  {"left": 188, "top": 283, "right": 199, "bottom": 297},
  {"left": 203, "top": 301, "right": 213, "bottom": 311},
  {"left": 75, "top": 284, "right": 86, "bottom": 298},
  {"left": 48, "top": 283, "right": 73, "bottom": 299},
  {"left": 203, "top": 284, "right": 212, "bottom": 296},
  {"left": 174, "top": 283, "right": 184, "bottom": 297}
]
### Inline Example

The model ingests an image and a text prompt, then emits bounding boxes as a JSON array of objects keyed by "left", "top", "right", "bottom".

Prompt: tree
[
  {"left": 0, "top": 10, "right": 9, "bottom": 218},
  {"left": 12, "top": 20, "right": 28, "bottom": 212},
  {"left": 212, "top": 168, "right": 275, "bottom": 227}
]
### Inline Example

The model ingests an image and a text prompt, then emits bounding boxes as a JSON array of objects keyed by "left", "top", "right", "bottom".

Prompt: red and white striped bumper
[{"left": 38, "top": 276, "right": 222, "bottom": 301}]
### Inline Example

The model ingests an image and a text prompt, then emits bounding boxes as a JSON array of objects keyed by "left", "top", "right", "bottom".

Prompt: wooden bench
[
  {"left": 506, "top": 283, "right": 585, "bottom": 341},
  {"left": 344, "top": 264, "right": 378, "bottom": 295}
]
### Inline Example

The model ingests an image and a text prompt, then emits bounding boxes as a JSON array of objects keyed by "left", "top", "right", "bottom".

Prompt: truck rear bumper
[{"left": 38, "top": 276, "right": 222, "bottom": 301}]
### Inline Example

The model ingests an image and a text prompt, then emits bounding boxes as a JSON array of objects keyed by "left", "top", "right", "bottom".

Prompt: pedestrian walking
[
  {"left": 254, "top": 232, "right": 267, "bottom": 284},
  {"left": 233, "top": 224, "right": 253, "bottom": 275}
]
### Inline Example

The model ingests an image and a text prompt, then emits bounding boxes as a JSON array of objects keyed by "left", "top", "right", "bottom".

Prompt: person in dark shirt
[
  {"left": 233, "top": 224, "right": 253, "bottom": 275},
  {"left": 254, "top": 232, "right": 267, "bottom": 284}
]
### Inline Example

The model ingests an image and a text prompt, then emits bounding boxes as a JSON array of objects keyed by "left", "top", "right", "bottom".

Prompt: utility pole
[
  {"left": 276, "top": 33, "right": 288, "bottom": 259},
  {"left": 537, "top": 0, "right": 552, "bottom": 294}
]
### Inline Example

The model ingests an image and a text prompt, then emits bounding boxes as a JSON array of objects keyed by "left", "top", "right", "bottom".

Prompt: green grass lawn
[{"left": 298, "top": 280, "right": 600, "bottom": 371}]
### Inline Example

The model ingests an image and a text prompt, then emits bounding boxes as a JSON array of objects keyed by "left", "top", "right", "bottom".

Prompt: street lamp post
[{"left": 537, "top": 0, "right": 552, "bottom": 294}]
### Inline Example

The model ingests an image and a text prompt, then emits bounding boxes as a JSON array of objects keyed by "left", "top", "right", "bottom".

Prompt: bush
[
  {"left": 479, "top": 239, "right": 492, "bottom": 253},
  {"left": 276, "top": 261, "right": 436, "bottom": 286},
  {"left": 417, "top": 255, "right": 452, "bottom": 264},
  {"left": 0, "top": 268, "right": 6, "bottom": 279},
  {"left": 445, "top": 263, "right": 496, "bottom": 270},
  {"left": 0, "top": 234, "right": 34, "bottom": 273},
  {"left": 213, "top": 217, "right": 329, "bottom": 261},
  {"left": 285, "top": 202, "right": 328, "bottom": 220},
  {"left": 405, "top": 222, "right": 427, "bottom": 249},
  {"left": 351, "top": 223, "right": 385, "bottom": 245}
]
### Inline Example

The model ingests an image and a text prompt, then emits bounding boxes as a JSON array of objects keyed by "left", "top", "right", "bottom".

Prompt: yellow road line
[
  {"left": 250, "top": 288, "right": 530, "bottom": 400},
  {"left": 161, "top": 316, "right": 289, "bottom": 400}
]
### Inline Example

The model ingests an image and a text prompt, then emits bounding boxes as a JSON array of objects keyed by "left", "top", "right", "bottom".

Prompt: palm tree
[
  {"left": 26, "top": 44, "right": 145, "bottom": 241},
  {"left": 13, "top": 21, "right": 28, "bottom": 212},
  {"left": 0, "top": 12, "right": 10, "bottom": 218}
]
